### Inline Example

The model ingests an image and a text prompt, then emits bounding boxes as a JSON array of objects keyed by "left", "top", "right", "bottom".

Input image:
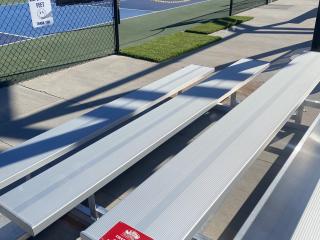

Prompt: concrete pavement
[
  {"left": 0, "top": 0, "right": 317, "bottom": 147},
  {"left": 0, "top": 0, "right": 319, "bottom": 239}
]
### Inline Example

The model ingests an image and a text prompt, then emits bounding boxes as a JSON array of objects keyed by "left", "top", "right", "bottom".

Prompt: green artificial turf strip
[
  {"left": 121, "top": 32, "right": 221, "bottom": 63},
  {"left": 186, "top": 16, "right": 253, "bottom": 35},
  {"left": 229, "top": 16, "right": 254, "bottom": 23}
]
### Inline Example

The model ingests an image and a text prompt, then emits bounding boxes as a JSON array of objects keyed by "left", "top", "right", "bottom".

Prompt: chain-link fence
[
  {"left": 0, "top": 0, "right": 118, "bottom": 85},
  {"left": 231, "top": 0, "right": 267, "bottom": 15},
  {"left": 119, "top": 0, "right": 271, "bottom": 47},
  {"left": 0, "top": 0, "right": 275, "bottom": 85}
]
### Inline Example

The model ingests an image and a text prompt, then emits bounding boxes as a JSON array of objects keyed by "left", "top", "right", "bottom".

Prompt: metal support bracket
[
  {"left": 303, "top": 99, "right": 320, "bottom": 109},
  {"left": 292, "top": 98, "right": 320, "bottom": 125},
  {"left": 69, "top": 195, "right": 108, "bottom": 225},
  {"left": 286, "top": 98, "right": 320, "bottom": 130}
]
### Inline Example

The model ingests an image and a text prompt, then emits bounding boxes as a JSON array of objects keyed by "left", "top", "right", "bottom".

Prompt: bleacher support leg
[
  {"left": 88, "top": 195, "right": 99, "bottom": 220},
  {"left": 230, "top": 92, "right": 238, "bottom": 107},
  {"left": 295, "top": 105, "right": 304, "bottom": 124}
]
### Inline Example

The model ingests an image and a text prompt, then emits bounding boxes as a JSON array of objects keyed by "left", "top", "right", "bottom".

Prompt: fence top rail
[
  {"left": 80, "top": 51, "right": 320, "bottom": 240},
  {"left": 0, "top": 58, "right": 268, "bottom": 236}
]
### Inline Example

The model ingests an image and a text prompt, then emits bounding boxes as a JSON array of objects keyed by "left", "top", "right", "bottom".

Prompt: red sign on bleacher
[{"left": 100, "top": 221, "right": 154, "bottom": 240}]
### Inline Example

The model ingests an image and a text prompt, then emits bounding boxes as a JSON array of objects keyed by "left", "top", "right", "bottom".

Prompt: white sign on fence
[{"left": 28, "top": 0, "right": 54, "bottom": 28}]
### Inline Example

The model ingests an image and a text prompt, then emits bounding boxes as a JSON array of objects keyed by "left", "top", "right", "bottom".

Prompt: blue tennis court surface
[
  {"left": 0, "top": 0, "right": 208, "bottom": 45},
  {"left": 121, "top": 0, "right": 207, "bottom": 11}
]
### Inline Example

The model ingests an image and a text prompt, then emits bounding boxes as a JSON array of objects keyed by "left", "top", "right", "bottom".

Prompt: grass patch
[
  {"left": 121, "top": 32, "right": 221, "bottom": 62},
  {"left": 186, "top": 16, "right": 253, "bottom": 35}
]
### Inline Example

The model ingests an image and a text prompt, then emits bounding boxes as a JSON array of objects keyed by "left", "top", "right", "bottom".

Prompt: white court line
[
  {"left": 0, "top": 38, "right": 30, "bottom": 47},
  {"left": 0, "top": 21, "right": 113, "bottom": 47},
  {"left": 67, "top": 3, "right": 113, "bottom": 9},
  {"left": 0, "top": 21, "right": 111, "bottom": 47},
  {"left": 0, "top": 30, "right": 34, "bottom": 47},
  {"left": 0, "top": 31, "right": 33, "bottom": 39},
  {"left": 120, "top": 7, "right": 153, "bottom": 12},
  {"left": 120, "top": 0, "right": 217, "bottom": 21},
  {"left": 0, "top": 18, "right": 111, "bottom": 46},
  {"left": 120, "top": 8, "right": 156, "bottom": 12}
]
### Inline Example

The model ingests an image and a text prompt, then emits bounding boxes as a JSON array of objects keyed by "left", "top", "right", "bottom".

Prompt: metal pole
[
  {"left": 312, "top": 0, "right": 320, "bottom": 52},
  {"left": 113, "top": 0, "right": 120, "bottom": 54},
  {"left": 229, "top": 0, "right": 233, "bottom": 16}
]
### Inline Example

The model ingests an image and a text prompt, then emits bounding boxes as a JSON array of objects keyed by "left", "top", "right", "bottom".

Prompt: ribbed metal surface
[
  {"left": 236, "top": 113, "right": 320, "bottom": 240},
  {"left": 81, "top": 52, "right": 320, "bottom": 240},
  {"left": 291, "top": 181, "right": 320, "bottom": 240},
  {"left": 0, "top": 64, "right": 214, "bottom": 190},
  {"left": 0, "top": 59, "right": 268, "bottom": 236}
]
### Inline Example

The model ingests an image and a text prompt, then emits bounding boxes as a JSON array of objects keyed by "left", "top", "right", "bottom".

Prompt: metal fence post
[
  {"left": 312, "top": 0, "right": 320, "bottom": 52},
  {"left": 229, "top": 0, "right": 233, "bottom": 16},
  {"left": 113, "top": 0, "right": 120, "bottom": 54}
]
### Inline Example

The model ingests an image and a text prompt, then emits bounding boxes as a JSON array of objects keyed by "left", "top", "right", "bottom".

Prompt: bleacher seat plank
[
  {"left": 0, "top": 59, "right": 268, "bottom": 236},
  {"left": 0, "top": 64, "right": 213, "bottom": 190},
  {"left": 235, "top": 114, "right": 320, "bottom": 240},
  {"left": 80, "top": 52, "right": 320, "bottom": 240}
]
